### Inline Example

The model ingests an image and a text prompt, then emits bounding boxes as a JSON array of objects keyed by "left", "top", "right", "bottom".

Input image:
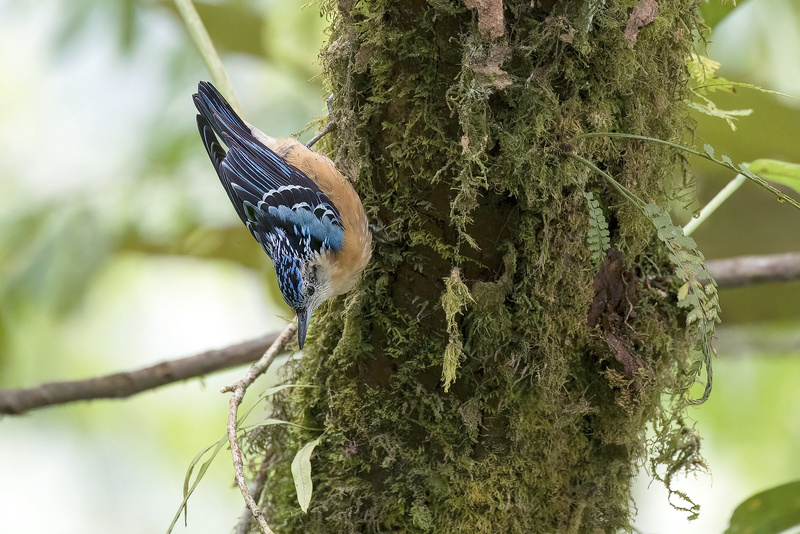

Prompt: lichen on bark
[{"left": 252, "top": 0, "right": 708, "bottom": 531}]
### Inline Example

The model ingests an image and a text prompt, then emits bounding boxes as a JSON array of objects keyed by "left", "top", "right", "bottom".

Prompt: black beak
[{"left": 296, "top": 308, "right": 310, "bottom": 349}]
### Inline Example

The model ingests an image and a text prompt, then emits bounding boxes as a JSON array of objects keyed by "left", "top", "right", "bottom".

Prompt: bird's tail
[
  {"left": 192, "top": 81, "right": 249, "bottom": 141},
  {"left": 196, "top": 114, "right": 226, "bottom": 174}
]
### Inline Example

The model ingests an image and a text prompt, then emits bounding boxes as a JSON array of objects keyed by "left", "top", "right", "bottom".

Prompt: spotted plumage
[{"left": 193, "top": 81, "right": 371, "bottom": 347}]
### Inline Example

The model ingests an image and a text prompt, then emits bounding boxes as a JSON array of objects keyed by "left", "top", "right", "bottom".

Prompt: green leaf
[
  {"left": 167, "top": 433, "right": 229, "bottom": 533},
  {"left": 687, "top": 53, "right": 786, "bottom": 130},
  {"left": 644, "top": 202, "right": 720, "bottom": 403},
  {"left": 677, "top": 282, "right": 690, "bottom": 301},
  {"left": 583, "top": 192, "right": 611, "bottom": 267},
  {"left": 697, "top": 80, "right": 786, "bottom": 96},
  {"left": 567, "top": 153, "right": 722, "bottom": 404},
  {"left": 726, "top": 480, "right": 800, "bottom": 534},
  {"left": 291, "top": 437, "right": 322, "bottom": 513},
  {"left": 688, "top": 53, "right": 721, "bottom": 83},
  {"left": 690, "top": 101, "right": 752, "bottom": 130},
  {"left": 576, "top": 133, "right": 800, "bottom": 212},
  {"left": 744, "top": 159, "right": 800, "bottom": 195}
]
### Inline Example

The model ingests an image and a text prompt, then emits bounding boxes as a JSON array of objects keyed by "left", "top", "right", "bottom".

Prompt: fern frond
[
  {"left": 686, "top": 53, "right": 785, "bottom": 130},
  {"left": 584, "top": 192, "right": 611, "bottom": 267},
  {"left": 569, "top": 153, "right": 720, "bottom": 404},
  {"left": 576, "top": 133, "right": 800, "bottom": 212},
  {"left": 643, "top": 204, "right": 720, "bottom": 404}
]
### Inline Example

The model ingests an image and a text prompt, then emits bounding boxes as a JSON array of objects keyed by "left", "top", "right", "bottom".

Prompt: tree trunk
[{"left": 259, "top": 0, "right": 706, "bottom": 531}]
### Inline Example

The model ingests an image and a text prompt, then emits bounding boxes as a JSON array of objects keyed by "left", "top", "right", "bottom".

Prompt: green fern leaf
[
  {"left": 583, "top": 192, "right": 611, "bottom": 267},
  {"left": 643, "top": 203, "right": 720, "bottom": 404}
]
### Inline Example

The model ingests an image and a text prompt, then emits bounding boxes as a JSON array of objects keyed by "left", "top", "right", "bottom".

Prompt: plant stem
[
  {"left": 566, "top": 153, "right": 644, "bottom": 209},
  {"left": 173, "top": 0, "right": 243, "bottom": 115},
  {"left": 683, "top": 174, "right": 747, "bottom": 236}
]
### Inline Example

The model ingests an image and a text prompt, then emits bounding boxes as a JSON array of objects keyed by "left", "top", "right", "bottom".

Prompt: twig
[
  {"left": 683, "top": 174, "right": 747, "bottom": 236},
  {"left": 222, "top": 322, "right": 297, "bottom": 534},
  {"left": 235, "top": 453, "right": 274, "bottom": 534},
  {"left": 0, "top": 331, "right": 281, "bottom": 416},
  {"left": 173, "top": 0, "right": 243, "bottom": 115},
  {"left": 707, "top": 252, "right": 800, "bottom": 289}
]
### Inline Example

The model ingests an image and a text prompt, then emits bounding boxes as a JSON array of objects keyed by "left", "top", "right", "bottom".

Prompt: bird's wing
[{"left": 193, "top": 83, "right": 344, "bottom": 261}]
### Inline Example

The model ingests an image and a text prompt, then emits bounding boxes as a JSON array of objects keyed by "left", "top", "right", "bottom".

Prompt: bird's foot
[{"left": 306, "top": 93, "right": 336, "bottom": 149}]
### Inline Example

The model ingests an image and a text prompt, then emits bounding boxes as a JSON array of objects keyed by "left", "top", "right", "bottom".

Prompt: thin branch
[
  {"left": 707, "top": 252, "right": 800, "bottom": 289},
  {"left": 173, "top": 0, "right": 243, "bottom": 115},
  {"left": 222, "top": 322, "right": 297, "bottom": 534},
  {"left": 235, "top": 453, "right": 274, "bottom": 534},
  {"left": 0, "top": 331, "right": 282, "bottom": 416},
  {"left": 683, "top": 174, "right": 747, "bottom": 236},
  {"left": 3, "top": 252, "right": 799, "bottom": 417}
]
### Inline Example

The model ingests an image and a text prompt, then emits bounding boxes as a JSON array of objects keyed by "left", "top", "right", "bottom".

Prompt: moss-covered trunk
[{"left": 261, "top": 0, "right": 705, "bottom": 531}]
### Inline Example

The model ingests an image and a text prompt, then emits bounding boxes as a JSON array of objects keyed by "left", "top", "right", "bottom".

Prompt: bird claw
[{"left": 306, "top": 93, "right": 336, "bottom": 149}]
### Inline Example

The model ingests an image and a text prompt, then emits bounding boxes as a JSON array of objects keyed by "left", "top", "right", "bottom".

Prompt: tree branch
[
  {"left": 707, "top": 252, "right": 800, "bottom": 289},
  {"left": 222, "top": 322, "right": 297, "bottom": 534},
  {"left": 0, "top": 331, "right": 282, "bottom": 416},
  {"left": 1, "top": 251, "right": 798, "bottom": 417}
]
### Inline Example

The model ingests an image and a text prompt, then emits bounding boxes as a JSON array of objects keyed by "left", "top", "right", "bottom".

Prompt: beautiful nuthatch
[{"left": 193, "top": 82, "right": 372, "bottom": 348}]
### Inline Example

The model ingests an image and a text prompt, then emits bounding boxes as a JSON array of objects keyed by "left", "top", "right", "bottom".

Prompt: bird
[{"left": 193, "top": 81, "right": 372, "bottom": 348}]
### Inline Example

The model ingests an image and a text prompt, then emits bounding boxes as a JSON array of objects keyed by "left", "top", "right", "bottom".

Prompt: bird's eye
[{"left": 307, "top": 286, "right": 316, "bottom": 297}]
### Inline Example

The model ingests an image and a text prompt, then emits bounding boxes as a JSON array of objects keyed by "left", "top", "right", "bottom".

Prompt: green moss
[
  {"left": 252, "top": 0, "right": 708, "bottom": 532},
  {"left": 441, "top": 267, "right": 473, "bottom": 391}
]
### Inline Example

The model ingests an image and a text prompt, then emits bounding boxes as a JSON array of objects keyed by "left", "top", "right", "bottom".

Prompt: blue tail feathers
[{"left": 193, "top": 81, "right": 249, "bottom": 140}]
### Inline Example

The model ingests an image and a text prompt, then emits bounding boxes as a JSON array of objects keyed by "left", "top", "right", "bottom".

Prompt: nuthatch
[{"left": 193, "top": 82, "right": 372, "bottom": 348}]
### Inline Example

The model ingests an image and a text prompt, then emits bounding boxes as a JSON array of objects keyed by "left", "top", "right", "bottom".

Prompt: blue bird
[{"left": 193, "top": 82, "right": 372, "bottom": 348}]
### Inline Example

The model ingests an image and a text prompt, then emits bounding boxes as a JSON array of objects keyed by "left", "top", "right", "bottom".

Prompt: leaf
[
  {"left": 686, "top": 53, "right": 785, "bottom": 130},
  {"left": 584, "top": 192, "right": 611, "bottom": 267},
  {"left": 166, "top": 383, "right": 315, "bottom": 533},
  {"left": 687, "top": 53, "right": 721, "bottom": 83},
  {"left": 726, "top": 480, "right": 800, "bottom": 534},
  {"left": 677, "top": 282, "right": 690, "bottom": 301},
  {"left": 577, "top": 133, "right": 800, "bottom": 211},
  {"left": 167, "top": 433, "right": 229, "bottom": 533},
  {"left": 643, "top": 202, "right": 720, "bottom": 404},
  {"left": 689, "top": 101, "right": 752, "bottom": 130},
  {"left": 291, "top": 437, "right": 322, "bottom": 513},
  {"left": 744, "top": 159, "right": 800, "bottom": 195},
  {"left": 697, "top": 80, "right": 786, "bottom": 95}
]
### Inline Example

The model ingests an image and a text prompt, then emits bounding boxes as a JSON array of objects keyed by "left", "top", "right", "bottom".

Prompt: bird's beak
[{"left": 296, "top": 308, "right": 310, "bottom": 349}]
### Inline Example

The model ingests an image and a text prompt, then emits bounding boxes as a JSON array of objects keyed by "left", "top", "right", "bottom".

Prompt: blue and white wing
[
  {"left": 218, "top": 145, "right": 345, "bottom": 260},
  {"left": 194, "top": 83, "right": 345, "bottom": 262}
]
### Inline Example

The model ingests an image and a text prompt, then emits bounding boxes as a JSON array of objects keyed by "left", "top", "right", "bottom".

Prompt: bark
[{"left": 255, "top": 1, "right": 705, "bottom": 532}]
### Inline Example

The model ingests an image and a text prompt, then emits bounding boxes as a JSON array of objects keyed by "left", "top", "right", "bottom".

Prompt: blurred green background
[{"left": 0, "top": 0, "right": 798, "bottom": 532}]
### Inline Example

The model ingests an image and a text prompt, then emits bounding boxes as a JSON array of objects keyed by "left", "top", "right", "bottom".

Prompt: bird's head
[{"left": 274, "top": 256, "right": 334, "bottom": 348}]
